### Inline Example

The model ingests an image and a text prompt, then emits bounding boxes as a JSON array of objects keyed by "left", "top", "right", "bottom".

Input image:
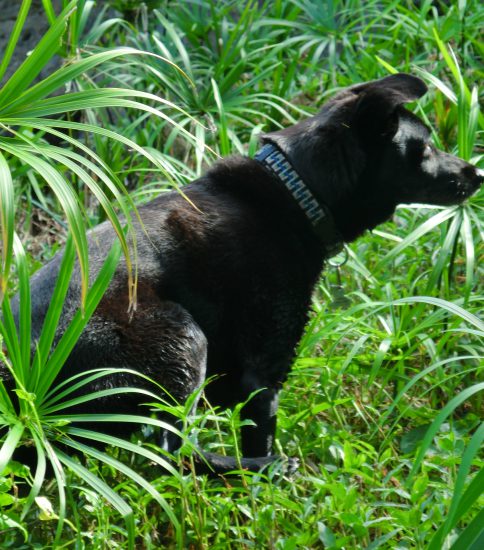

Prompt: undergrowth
[{"left": 0, "top": 1, "right": 482, "bottom": 548}]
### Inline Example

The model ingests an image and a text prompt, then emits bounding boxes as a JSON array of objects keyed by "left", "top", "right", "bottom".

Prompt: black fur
[{"left": 2, "top": 74, "right": 483, "bottom": 473}]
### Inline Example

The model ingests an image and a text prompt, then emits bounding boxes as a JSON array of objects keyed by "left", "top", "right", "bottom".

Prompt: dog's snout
[{"left": 461, "top": 164, "right": 484, "bottom": 190}]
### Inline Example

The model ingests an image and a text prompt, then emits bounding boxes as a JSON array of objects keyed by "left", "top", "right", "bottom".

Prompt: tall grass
[{"left": 0, "top": 0, "right": 482, "bottom": 548}]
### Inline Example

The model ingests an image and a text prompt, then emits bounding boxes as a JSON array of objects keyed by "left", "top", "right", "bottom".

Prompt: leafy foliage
[{"left": 0, "top": 0, "right": 482, "bottom": 548}]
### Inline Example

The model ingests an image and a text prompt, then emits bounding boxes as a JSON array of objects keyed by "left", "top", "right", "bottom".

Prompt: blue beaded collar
[{"left": 255, "top": 143, "right": 344, "bottom": 257}]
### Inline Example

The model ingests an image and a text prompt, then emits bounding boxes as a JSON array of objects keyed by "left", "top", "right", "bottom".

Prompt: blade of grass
[
  {"left": 56, "top": 450, "right": 135, "bottom": 548},
  {"left": 375, "top": 207, "right": 457, "bottom": 270},
  {"left": 30, "top": 236, "right": 75, "bottom": 393},
  {"left": 41, "top": 0, "right": 57, "bottom": 25},
  {"left": 450, "top": 507, "right": 484, "bottom": 550},
  {"left": 42, "top": 367, "right": 173, "bottom": 407},
  {"left": 424, "top": 209, "right": 462, "bottom": 294},
  {"left": 373, "top": 355, "right": 479, "bottom": 440},
  {"left": 0, "top": 48, "right": 189, "bottom": 115},
  {"left": 432, "top": 28, "right": 484, "bottom": 130},
  {"left": 47, "top": 413, "right": 184, "bottom": 438},
  {"left": 66, "top": 426, "right": 180, "bottom": 476},
  {"left": 212, "top": 78, "right": 230, "bottom": 155},
  {"left": 460, "top": 208, "right": 476, "bottom": 303},
  {"left": 0, "top": 296, "right": 22, "bottom": 381},
  {"left": 428, "top": 422, "right": 484, "bottom": 549},
  {"left": 0, "top": 0, "right": 32, "bottom": 83},
  {"left": 62, "top": 437, "right": 182, "bottom": 545},
  {"left": 0, "top": 422, "right": 24, "bottom": 474},
  {"left": 41, "top": 387, "right": 161, "bottom": 415},
  {"left": 21, "top": 430, "right": 47, "bottom": 520},
  {"left": 0, "top": 152, "right": 14, "bottom": 298},
  {"left": 35, "top": 237, "right": 122, "bottom": 400},
  {"left": 407, "top": 382, "right": 484, "bottom": 483},
  {"left": 393, "top": 296, "right": 484, "bottom": 332},
  {"left": 12, "top": 234, "right": 31, "bottom": 378},
  {"left": 0, "top": 143, "right": 89, "bottom": 308},
  {"left": 0, "top": 1, "right": 77, "bottom": 109}
]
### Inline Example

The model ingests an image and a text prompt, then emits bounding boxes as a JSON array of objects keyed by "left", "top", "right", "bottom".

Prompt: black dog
[{"left": 4, "top": 74, "right": 484, "bottom": 473}]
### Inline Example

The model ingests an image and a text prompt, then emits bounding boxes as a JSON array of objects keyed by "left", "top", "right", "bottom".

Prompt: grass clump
[{"left": 0, "top": 0, "right": 483, "bottom": 548}]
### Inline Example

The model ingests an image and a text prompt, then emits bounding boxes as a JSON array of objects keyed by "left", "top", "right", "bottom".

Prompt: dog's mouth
[
  {"left": 461, "top": 167, "right": 484, "bottom": 197},
  {"left": 416, "top": 182, "right": 481, "bottom": 207},
  {"left": 431, "top": 168, "right": 484, "bottom": 206},
  {"left": 455, "top": 178, "right": 482, "bottom": 200}
]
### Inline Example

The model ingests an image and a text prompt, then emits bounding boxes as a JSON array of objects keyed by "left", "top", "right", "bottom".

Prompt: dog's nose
[
  {"left": 462, "top": 165, "right": 484, "bottom": 191},
  {"left": 473, "top": 167, "right": 484, "bottom": 189}
]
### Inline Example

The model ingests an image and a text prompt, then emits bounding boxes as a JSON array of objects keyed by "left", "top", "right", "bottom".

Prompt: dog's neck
[{"left": 255, "top": 143, "right": 344, "bottom": 257}]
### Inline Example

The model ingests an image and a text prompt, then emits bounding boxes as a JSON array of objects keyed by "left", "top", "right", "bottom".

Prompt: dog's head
[{"left": 262, "top": 74, "right": 483, "bottom": 239}]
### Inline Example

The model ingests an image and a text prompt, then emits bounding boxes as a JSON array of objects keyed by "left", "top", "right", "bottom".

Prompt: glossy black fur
[{"left": 3, "top": 74, "right": 483, "bottom": 473}]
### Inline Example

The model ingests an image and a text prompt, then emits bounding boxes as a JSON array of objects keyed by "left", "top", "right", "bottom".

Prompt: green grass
[{"left": 0, "top": 0, "right": 483, "bottom": 548}]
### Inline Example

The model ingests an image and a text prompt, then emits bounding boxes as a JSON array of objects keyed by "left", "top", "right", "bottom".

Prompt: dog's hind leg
[
  {"left": 72, "top": 299, "right": 284, "bottom": 474},
  {"left": 60, "top": 299, "right": 207, "bottom": 448}
]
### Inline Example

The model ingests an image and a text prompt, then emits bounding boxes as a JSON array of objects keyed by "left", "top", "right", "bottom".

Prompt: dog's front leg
[{"left": 240, "top": 385, "right": 280, "bottom": 457}]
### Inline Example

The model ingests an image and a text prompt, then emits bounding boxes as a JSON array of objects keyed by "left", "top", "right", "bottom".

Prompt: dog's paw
[
  {"left": 283, "top": 456, "right": 300, "bottom": 475},
  {"left": 263, "top": 455, "right": 300, "bottom": 478}
]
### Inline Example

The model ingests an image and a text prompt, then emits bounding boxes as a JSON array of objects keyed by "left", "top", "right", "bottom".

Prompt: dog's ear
[
  {"left": 350, "top": 73, "right": 427, "bottom": 140},
  {"left": 351, "top": 73, "right": 427, "bottom": 103}
]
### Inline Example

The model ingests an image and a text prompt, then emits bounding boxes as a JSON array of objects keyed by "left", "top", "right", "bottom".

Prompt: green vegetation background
[{"left": 0, "top": 1, "right": 482, "bottom": 548}]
